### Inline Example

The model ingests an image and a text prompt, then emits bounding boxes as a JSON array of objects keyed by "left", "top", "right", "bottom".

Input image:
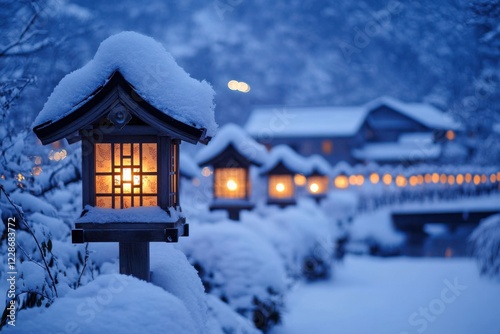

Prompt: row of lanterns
[{"left": 195, "top": 125, "right": 500, "bottom": 220}]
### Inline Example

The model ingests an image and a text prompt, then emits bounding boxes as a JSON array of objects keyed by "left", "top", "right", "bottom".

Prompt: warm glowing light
[
  {"left": 228, "top": 80, "right": 251, "bottom": 93},
  {"left": 356, "top": 175, "right": 365, "bottom": 186},
  {"left": 382, "top": 174, "right": 392, "bottom": 185},
  {"left": 349, "top": 175, "right": 357, "bottom": 185},
  {"left": 446, "top": 130, "right": 455, "bottom": 141},
  {"left": 226, "top": 179, "right": 238, "bottom": 191},
  {"left": 334, "top": 175, "right": 349, "bottom": 189},
  {"left": 237, "top": 82, "right": 251, "bottom": 93},
  {"left": 465, "top": 173, "right": 472, "bottom": 183},
  {"left": 417, "top": 175, "right": 424, "bottom": 184},
  {"left": 431, "top": 173, "right": 439, "bottom": 184},
  {"left": 481, "top": 174, "right": 487, "bottom": 183},
  {"left": 32, "top": 166, "right": 42, "bottom": 176},
  {"left": 309, "top": 183, "right": 319, "bottom": 193},
  {"left": 53, "top": 152, "right": 61, "bottom": 161},
  {"left": 447, "top": 175, "right": 455, "bottom": 185},
  {"left": 294, "top": 174, "right": 307, "bottom": 186},
  {"left": 34, "top": 156, "right": 42, "bottom": 165},
  {"left": 440, "top": 174, "right": 447, "bottom": 184},
  {"left": 17, "top": 173, "right": 24, "bottom": 182},
  {"left": 409, "top": 176, "right": 418, "bottom": 186},
  {"left": 370, "top": 173, "right": 380, "bottom": 184},
  {"left": 228, "top": 80, "right": 239, "bottom": 90},
  {"left": 473, "top": 175, "right": 481, "bottom": 185},
  {"left": 123, "top": 168, "right": 132, "bottom": 181},
  {"left": 490, "top": 174, "right": 497, "bottom": 183},
  {"left": 269, "top": 175, "right": 293, "bottom": 198},
  {"left": 276, "top": 182, "right": 286, "bottom": 192},
  {"left": 456, "top": 174, "right": 464, "bottom": 185},
  {"left": 424, "top": 174, "right": 432, "bottom": 183},
  {"left": 201, "top": 167, "right": 212, "bottom": 177},
  {"left": 395, "top": 175, "right": 407, "bottom": 187}
]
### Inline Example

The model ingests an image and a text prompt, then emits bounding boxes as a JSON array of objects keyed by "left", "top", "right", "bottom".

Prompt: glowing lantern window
[
  {"left": 334, "top": 175, "right": 349, "bottom": 189},
  {"left": 214, "top": 168, "right": 247, "bottom": 199},
  {"left": 446, "top": 130, "right": 455, "bottom": 141},
  {"left": 307, "top": 176, "right": 328, "bottom": 195},
  {"left": 490, "top": 174, "right": 497, "bottom": 183},
  {"left": 382, "top": 174, "right": 392, "bottom": 185},
  {"left": 95, "top": 143, "right": 159, "bottom": 208},
  {"left": 269, "top": 175, "right": 294, "bottom": 199},
  {"left": 456, "top": 174, "right": 464, "bottom": 185},
  {"left": 395, "top": 175, "right": 407, "bottom": 187},
  {"left": 369, "top": 173, "right": 380, "bottom": 184}
]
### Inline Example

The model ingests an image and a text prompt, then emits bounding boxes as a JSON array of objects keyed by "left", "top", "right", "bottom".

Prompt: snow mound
[
  {"left": 196, "top": 123, "right": 268, "bottom": 166},
  {"left": 469, "top": 213, "right": 500, "bottom": 279},
  {"left": 33, "top": 31, "right": 217, "bottom": 137},
  {"left": 14, "top": 274, "right": 198, "bottom": 334}
]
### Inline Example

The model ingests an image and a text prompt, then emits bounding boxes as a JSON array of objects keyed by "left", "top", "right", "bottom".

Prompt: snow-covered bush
[
  {"left": 247, "top": 199, "right": 334, "bottom": 281},
  {"left": 469, "top": 214, "right": 500, "bottom": 280},
  {"left": 177, "top": 221, "right": 287, "bottom": 333},
  {"left": 10, "top": 274, "right": 200, "bottom": 334}
]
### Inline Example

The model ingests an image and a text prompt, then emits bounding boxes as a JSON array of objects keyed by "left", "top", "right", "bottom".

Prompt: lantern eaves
[{"left": 33, "top": 71, "right": 210, "bottom": 145}]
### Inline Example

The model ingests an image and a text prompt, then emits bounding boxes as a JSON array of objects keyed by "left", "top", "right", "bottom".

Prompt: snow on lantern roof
[
  {"left": 244, "top": 97, "right": 461, "bottom": 139},
  {"left": 331, "top": 161, "right": 352, "bottom": 176},
  {"left": 33, "top": 31, "right": 217, "bottom": 143},
  {"left": 260, "top": 145, "right": 310, "bottom": 175},
  {"left": 306, "top": 155, "right": 331, "bottom": 176},
  {"left": 196, "top": 123, "right": 268, "bottom": 167}
]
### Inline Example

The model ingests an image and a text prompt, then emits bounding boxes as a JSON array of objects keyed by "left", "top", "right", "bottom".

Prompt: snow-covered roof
[
  {"left": 364, "top": 96, "right": 461, "bottom": 131},
  {"left": 306, "top": 155, "right": 331, "bottom": 176},
  {"left": 196, "top": 123, "right": 267, "bottom": 166},
  {"left": 331, "top": 161, "right": 352, "bottom": 176},
  {"left": 398, "top": 132, "right": 434, "bottom": 144},
  {"left": 33, "top": 31, "right": 217, "bottom": 137},
  {"left": 260, "top": 145, "right": 310, "bottom": 175},
  {"left": 352, "top": 142, "right": 441, "bottom": 162},
  {"left": 245, "top": 97, "right": 461, "bottom": 138},
  {"left": 245, "top": 106, "right": 367, "bottom": 138}
]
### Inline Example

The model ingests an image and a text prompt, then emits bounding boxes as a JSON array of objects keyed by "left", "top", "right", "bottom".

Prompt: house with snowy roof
[{"left": 244, "top": 96, "right": 463, "bottom": 165}]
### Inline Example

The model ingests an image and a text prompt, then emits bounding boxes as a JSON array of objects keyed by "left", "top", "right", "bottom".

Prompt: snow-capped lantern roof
[
  {"left": 196, "top": 123, "right": 267, "bottom": 167},
  {"left": 33, "top": 31, "right": 217, "bottom": 145},
  {"left": 260, "top": 145, "right": 310, "bottom": 175},
  {"left": 330, "top": 161, "right": 352, "bottom": 177},
  {"left": 306, "top": 155, "right": 331, "bottom": 176}
]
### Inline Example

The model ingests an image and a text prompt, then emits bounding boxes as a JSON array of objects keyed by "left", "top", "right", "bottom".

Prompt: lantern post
[{"left": 32, "top": 32, "right": 216, "bottom": 281}]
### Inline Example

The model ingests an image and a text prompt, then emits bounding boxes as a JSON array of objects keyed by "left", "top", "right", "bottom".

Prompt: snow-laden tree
[{"left": 469, "top": 214, "right": 500, "bottom": 280}]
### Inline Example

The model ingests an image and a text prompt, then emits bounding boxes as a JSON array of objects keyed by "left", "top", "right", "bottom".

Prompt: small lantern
[
  {"left": 260, "top": 145, "right": 309, "bottom": 207},
  {"left": 32, "top": 32, "right": 216, "bottom": 281},
  {"left": 305, "top": 155, "right": 331, "bottom": 202},
  {"left": 196, "top": 124, "right": 267, "bottom": 220},
  {"left": 331, "top": 161, "right": 352, "bottom": 190}
]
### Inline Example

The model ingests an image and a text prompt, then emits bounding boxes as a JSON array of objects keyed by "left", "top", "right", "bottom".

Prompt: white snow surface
[
  {"left": 196, "top": 123, "right": 268, "bottom": 166},
  {"left": 306, "top": 154, "right": 331, "bottom": 175},
  {"left": 272, "top": 256, "right": 500, "bottom": 334},
  {"left": 76, "top": 205, "right": 183, "bottom": 223},
  {"left": 177, "top": 221, "right": 286, "bottom": 310},
  {"left": 33, "top": 31, "right": 217, "bottom": 137},
  {"left": 180, "top": 152, "right": 201, "bottom": 179},
  {"left": 13, "top": 274, "right": 198, "bottom": 334},
  {"left": 260, "top": 145, "right": 310, "bottom": 175},
  {"left": 150, "top": 243, "right": 209, "bottom": 334},
  {"left": 352, "top": 141, "right": 441, "bottom": 162}
]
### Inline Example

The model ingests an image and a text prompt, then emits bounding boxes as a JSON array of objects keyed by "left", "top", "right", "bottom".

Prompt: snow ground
[{"left": 272, "top": 256, "right": 500, "bottom": 334}]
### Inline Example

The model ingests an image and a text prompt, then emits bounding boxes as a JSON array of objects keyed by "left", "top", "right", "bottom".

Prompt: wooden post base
[{"left": 119, "top": 242, "right": 150, "bottom": 281}]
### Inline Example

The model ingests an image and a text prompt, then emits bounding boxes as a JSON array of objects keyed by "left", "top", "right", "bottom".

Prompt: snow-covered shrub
[
  {"left": 469, "top": 214, "right": 500, "bottom": 280},
  {"left": 177, "top": 221, "right": 287, "bottom": 333},
  {"left": 10, "top": 274, "right": 199, "bottom": 334},
  {"left": 206, "top": 294, "right": 261, "bottom": 334},
  {"left": 247, "top": 199, "right": 334, "bottom": 281}
]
